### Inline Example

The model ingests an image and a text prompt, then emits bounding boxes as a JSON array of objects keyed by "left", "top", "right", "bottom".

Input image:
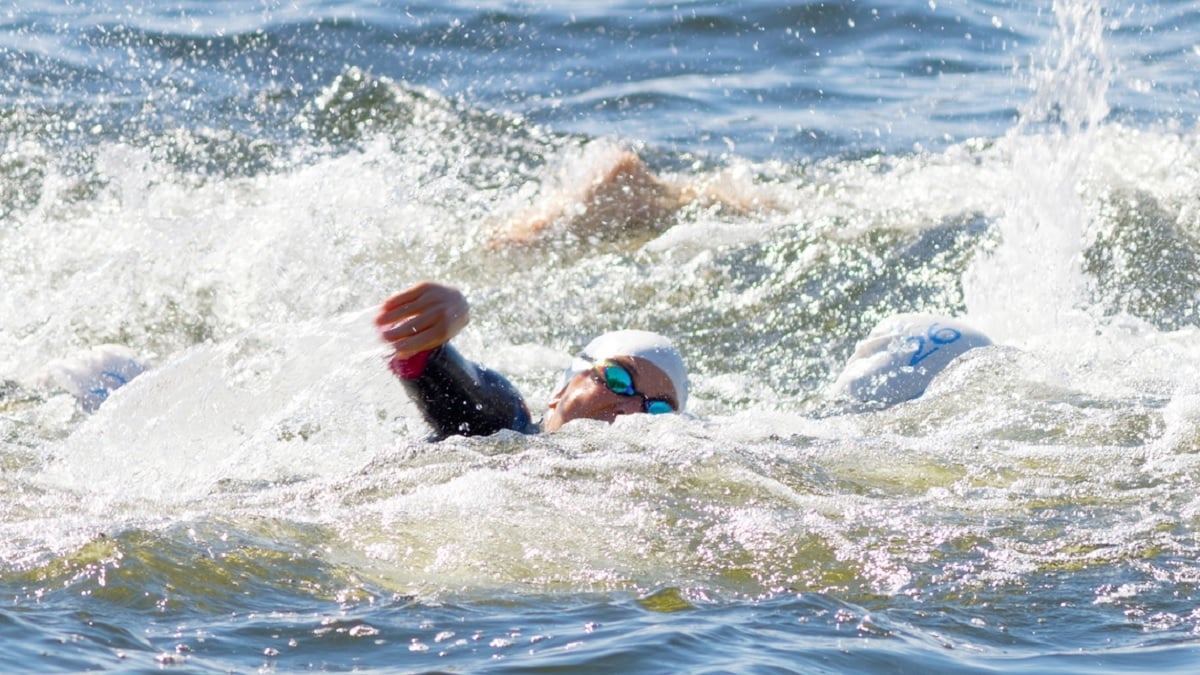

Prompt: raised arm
[{"left": 375, "top": 282, "right": 534, "bottom": 439}]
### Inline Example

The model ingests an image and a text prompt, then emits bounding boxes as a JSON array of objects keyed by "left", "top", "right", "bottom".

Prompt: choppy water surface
[{"left": 3, "top": 0, "right": 1200, "bottom": 671}]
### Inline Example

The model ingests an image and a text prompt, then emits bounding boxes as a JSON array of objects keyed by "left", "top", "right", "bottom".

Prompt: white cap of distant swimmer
[
  {"left": 39, "top": 344, "right": 149, "bottom": 412},
  {"left": 560, "top": 330, "right": 689, "bottom": 409},
  {"left": 828, "top": 313, "right": 991, "bottom": 407}
]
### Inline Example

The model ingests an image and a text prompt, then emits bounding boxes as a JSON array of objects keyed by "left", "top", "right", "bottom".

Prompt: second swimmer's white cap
[
  {"left": 39, "top": 344, "right": 149, "bottom": 413},
  {"left": 560, "top": 329, "right": 689, "bottom": 410},
  {"left": 828, "top": 313, "right": 992, "bottom": 407}
]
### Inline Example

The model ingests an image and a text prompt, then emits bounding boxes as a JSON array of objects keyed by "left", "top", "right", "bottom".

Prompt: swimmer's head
[
  {"left": 545, "top": 330, "right": 688, "bottom": 430},
  {"left": 828, "top": 314, "right": 992, "bottom": 407},
  {"left": 562, "top": 330, "right": 688, "bottom": 408}
]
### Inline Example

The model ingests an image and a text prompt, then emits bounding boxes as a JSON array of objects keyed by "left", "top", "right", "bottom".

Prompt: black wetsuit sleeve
[{"left": 395, "top": 345, "right": 536, "bottom": 439}]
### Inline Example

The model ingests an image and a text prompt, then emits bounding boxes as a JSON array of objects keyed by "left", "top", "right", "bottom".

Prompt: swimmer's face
[{"left": 542, "top": 356, "right": 678, "bottom": 431}]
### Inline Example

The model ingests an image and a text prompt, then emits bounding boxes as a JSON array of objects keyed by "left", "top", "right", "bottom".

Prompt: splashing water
[
  {"left": 3, "top": 0, "right": 1200, "bottom": 671},
  {"left": 964, "top": 0, "right": 1112, "bottom": 342}
]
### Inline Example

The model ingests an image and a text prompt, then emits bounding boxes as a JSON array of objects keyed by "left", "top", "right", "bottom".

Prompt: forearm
[{"left": 390, "top": 345, "right": 535, "bottom": 439}]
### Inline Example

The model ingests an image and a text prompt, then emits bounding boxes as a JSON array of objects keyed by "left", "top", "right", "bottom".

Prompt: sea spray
[
  {"left": 3, "top": 1, "right": 1200, "bottom": 671},
  {"left": 963, "top": 0, "right": 1112, "bottom": 342}
]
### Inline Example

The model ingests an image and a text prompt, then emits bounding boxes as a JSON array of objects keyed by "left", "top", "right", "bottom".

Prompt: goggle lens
[
  {"left": 644, "top": 399, "right": 675, "bottom": 415},
  {"left": 601, "top": 364, "right": 635, "bottom": 395}
]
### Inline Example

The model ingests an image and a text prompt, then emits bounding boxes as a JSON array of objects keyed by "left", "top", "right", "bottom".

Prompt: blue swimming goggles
[{"left": 592, "top": 361, "right": 676, "bottom": 415}]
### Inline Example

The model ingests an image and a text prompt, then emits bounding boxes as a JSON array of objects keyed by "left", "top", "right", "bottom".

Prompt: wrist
[{"left": 389, "top": 349, "right": 435, "bottom": 379}]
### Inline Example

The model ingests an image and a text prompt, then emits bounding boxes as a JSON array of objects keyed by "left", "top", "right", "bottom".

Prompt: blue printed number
[{"left": 906, "top": 323, "right": 962, "bottom": 366}]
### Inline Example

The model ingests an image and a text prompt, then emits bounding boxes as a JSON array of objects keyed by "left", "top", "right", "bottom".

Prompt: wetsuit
[{"left": 390, "top": 345, "right": 538, "bottom": 440}]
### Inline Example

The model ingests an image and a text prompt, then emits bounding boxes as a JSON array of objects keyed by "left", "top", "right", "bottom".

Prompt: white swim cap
[
  {"left": 560, "top": 330, "right": 689, "bottom": 410},
  {"left": 828, "top": 314, "right": 991, "bottom": 407},
  {"left": 40, "top": 344, "right": 149, "bottom": 412}
]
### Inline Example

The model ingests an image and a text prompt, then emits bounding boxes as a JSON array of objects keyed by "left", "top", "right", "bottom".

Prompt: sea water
[{"left": 3, "top": 0, "right": 1200, "bottom": 672}]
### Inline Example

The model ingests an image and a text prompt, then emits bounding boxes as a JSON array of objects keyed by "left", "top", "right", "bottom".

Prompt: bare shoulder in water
[{"left": 487, "top": 147, "right": 773, "bottom": 248}]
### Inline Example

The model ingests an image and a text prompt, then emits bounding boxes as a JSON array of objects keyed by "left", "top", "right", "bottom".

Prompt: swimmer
[
  {"left": 828, "top": 313, "right": 993, "bottom": 408},
  {"left": 0, "top": 344, "right": 149, "bottom": 414},
  {"left": 489, "top": 146, "right": 767, "bottom": 247},
  {"left": 375, "top": 281, "right": 688, "bottom": 439}
]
